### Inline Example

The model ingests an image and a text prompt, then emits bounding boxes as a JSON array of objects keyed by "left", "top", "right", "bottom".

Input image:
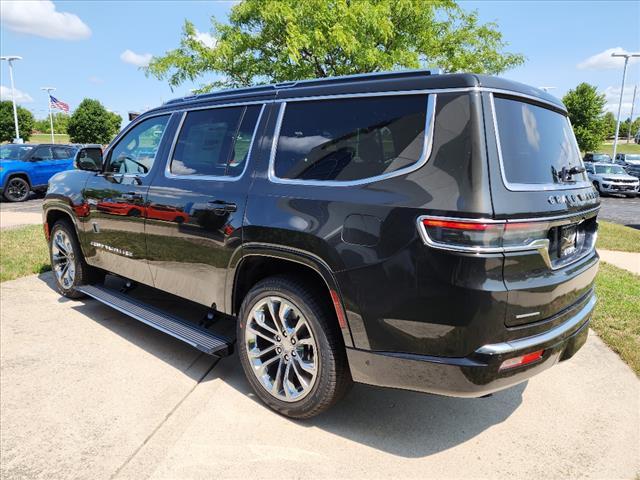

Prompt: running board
[{"left": 78, "top": 284, "right": 232, "bottom": 356}]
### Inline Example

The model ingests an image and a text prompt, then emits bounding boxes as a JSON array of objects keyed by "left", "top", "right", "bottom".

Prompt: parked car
[
  {"left": 634, "top": 130, "right": 640, "bottom": 144},
  {"left": 583, "top": 152, "right": 612, "bottom": 163},
  {"left": 585, "top": 162, "right": 639, "bottom": 197},
  {"left": 0, "top": 143, "right": 77, "bottom": 202},
  {"left": 614, "top": 152, "right": 640, "bottom": 168},
  {"left": 43, "top": 71, "right": 600, "bottom": 418}
]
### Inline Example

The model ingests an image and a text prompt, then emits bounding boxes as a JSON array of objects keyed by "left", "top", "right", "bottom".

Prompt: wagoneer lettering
[{"left": 43, "top": 70, "right": 599, "bottom": 418}]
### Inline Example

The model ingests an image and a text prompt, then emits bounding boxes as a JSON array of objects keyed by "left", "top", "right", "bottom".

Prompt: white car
[{"left": 586, "top": 162, "right": 639, "bottom": 197}]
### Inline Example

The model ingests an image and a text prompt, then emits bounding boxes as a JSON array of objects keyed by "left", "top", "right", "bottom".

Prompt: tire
[
  {"left": 3, "top": 176, "right": 30, "bottom": 202},
  {"left": 593, "top": 181, "right": 603, "bottom": 196},
  {"left": 49, "top": 220, "right": 105, "bottom": 299},
  {"left": 237, "top": 275, "right": 352, "bottom": 419}
]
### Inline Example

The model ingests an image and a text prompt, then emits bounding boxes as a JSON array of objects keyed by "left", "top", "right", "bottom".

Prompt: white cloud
[
  {"left": 193, "top": 29, "right": 216, "bottom": 49},
  {"left": 0, "top": 85, "right": 34, "bottom": 103},
  {"left": 603, "top": 85, "right": 638, "bottom": 116},
  {"left": 120, "top": 49, "right": 153, "bottom": 67},
  {"left": 577, "top": 47, "right": 640, "bottom": 70},
  {"left": 0, "top": 0, "right": 90, "bottom": 40}
]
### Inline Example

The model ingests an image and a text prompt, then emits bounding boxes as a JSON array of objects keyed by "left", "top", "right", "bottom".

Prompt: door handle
[{"left": 206, "top": 200, "right": 237, "bottom": 215}]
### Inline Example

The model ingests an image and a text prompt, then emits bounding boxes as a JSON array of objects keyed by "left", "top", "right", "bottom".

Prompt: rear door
[
  {"left": 28, "top": 146, "right": 56, "bottom": 185},
  {"left": 51, "top": 146, "right": 76, "bottom": 174},
  {"left": 145, "top": 102, "right": 266, "bottom": 307},
  {"left": 484, "top": 92, "right": 600, "bottom": 327}
]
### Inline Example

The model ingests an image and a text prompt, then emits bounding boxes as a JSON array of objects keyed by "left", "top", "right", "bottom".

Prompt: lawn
[
  {"left": 595, "top": 142, "right": 640, "bottom": 156},
  {"left": 597, "top": 221, "right": 640, "bottom": 253},
  {"left": 29, "top": 133, "right": 71, "bottom": 144},
  {"left": 1, "top": 223, "right": 638, "bottom": 375}
]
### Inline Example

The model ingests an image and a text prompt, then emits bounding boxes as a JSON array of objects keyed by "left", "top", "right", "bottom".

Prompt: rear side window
[
  {"left": 493, "top": 96, "right": 587, "bottom": 186},
  {"left": 170, "top": 105, "right": 261, "bottom": 177},
  {"left": 32, "top": 147, "right": 53, "bottom": 161},
  {"left": 52, "top": 147, "right": 73, "bottom": 159},
  {"left": 273, "top": 95, "right": 428, "bottom": 182}
]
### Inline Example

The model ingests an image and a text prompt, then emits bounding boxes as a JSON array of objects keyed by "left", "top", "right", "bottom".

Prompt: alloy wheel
[
  {"left": 5, "top": 178, "right": 29, "bottom": 202},
  {"left": 51, "top": 230, "right": 76, "bottom": 290},
  {"left": 245, "top": 296, "right": 318, "bottom": 402}
]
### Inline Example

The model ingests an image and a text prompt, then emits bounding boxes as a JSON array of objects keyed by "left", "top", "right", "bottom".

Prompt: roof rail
[{"left": 163, "top": 68, "right": 434, "bottom": 106}]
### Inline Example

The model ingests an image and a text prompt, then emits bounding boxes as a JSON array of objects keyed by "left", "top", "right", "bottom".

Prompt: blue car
[{"left": 0, "top": 144, "right": 77, "bottom": 202}]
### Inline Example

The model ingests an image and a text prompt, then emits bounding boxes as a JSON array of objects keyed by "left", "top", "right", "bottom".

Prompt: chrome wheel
[
  {"left": 51, "top": 230, "right": 76, "bottom": 290},
  {"left": 5, "top": 178, "right": 29, "bottom": 202},
  {"left": 245, "top": 296, "right": 318, "bottom": 402}
]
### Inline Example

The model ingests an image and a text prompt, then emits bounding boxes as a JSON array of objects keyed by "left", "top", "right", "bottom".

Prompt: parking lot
[{"left": 1, "top": 272, "right": 638, "bottom": 479}]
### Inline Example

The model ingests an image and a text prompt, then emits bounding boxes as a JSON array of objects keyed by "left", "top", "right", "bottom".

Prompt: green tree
[
  {"left": 562, "top": 83, "right": 606, "bottom": 152},
  {"left": 67, "top": 99, "right": 115, "bottom": 144},
  {"left": 146, "top": 0, "right": 525, "bottom": 92},
  {"left": 34, "top": 113, "right": 70, "bottom": 135},
  {"left": 602, "top": 111, "right": 616, "bottom": 139},
  {"left": 0, "top": 101, "right": 34, "bottom": 143},
  {"left": 106, "top": 111, "right": 122, "bottom": 137}
]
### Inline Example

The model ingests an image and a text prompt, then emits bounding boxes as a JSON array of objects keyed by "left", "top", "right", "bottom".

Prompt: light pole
[
  {"left": 611, "top": 52, "right": 640, "bottom": 160},
  {"left": 0, "top": 55, "right": 24, "bottom": 143},
  {"left": 627, "top": 84, "right": 637, "bottom": 144},
  {"left": 41, "top": 87, "right": 56, "bottom": 144}
]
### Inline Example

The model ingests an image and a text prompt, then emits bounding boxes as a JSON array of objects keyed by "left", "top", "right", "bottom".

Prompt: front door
[
  {"left": 145, "top": 103, "right": 265, "bottom": 307},
  {"left": 82, "top": 114, "right": 172, "bottom": 286}
]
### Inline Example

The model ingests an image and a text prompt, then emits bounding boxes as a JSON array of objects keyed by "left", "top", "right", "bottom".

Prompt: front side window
[
  {"left": 170, "top": 105, "right": 261, "bottom": 177},
  {"left": 273, "top": 95, "right": 428, "bottom": 182},
  {"left": 32, "top": 147, "right": 53, "bottom": 161},
  {"left": 106, "top": 115, "right": 170, "bottom": 174},
  {"left": 494, "top": 96, "right": 587, "bottom": 186}
]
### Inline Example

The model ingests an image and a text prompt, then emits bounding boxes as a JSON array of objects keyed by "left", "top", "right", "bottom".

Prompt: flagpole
[{"left": 41, "top": 87, "right": 56, "bottom": 144}]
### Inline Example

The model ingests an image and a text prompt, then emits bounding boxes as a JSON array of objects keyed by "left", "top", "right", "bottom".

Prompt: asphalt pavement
[{"left": 1, "top": 273, "right": 638, "bottom": 479}]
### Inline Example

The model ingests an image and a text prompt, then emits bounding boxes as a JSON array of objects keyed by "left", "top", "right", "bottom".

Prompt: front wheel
[
  {"left": 3, "top": 177, "right": 30, "bottom": 202},
  {"left": 49, "top": 220, "right": 104, "bottom": 298},
  {"left": 237, "top": 276, "right": 352, "bottom": 419}
]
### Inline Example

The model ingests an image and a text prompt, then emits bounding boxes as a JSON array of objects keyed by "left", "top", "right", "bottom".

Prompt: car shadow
[{"left": 38, "top": 272, "right": 525, "bottom": 457}]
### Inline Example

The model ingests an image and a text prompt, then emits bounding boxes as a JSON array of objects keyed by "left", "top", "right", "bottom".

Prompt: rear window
[
  {"left": 273, "top": 95, "right": 428, "bottom": 182},
  {"left": 494, "top": 96, "right": 587, "bottom": 186}
]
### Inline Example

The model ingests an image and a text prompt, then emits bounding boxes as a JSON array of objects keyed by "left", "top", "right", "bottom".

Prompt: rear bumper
[{"left": 347, "top": 293, "right": 595, "bottom": 397}]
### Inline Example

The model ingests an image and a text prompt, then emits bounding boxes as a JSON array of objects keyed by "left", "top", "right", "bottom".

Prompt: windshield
[
  {"left": 494, "top": 96, "right": 587, "bottom": 185},
  {"left": 595, "top": 165, "right": 625, "bottom": 175},
  {"left": 0, "top": 145, "right": 34, "bottom": 160},
  {"left": 592, "top": 154, "right": 612, "bottom": 162},
  {"left": 623, "top": 154, "right": 640, "bottom": 163}
]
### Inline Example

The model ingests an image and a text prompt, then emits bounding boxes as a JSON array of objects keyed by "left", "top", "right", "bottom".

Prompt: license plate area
[
  {"left": 547, "top": 216, "right": 596, "bottom": 268},
  {"left": 559, "top": 224, "right": 578, "bottom": 258}
]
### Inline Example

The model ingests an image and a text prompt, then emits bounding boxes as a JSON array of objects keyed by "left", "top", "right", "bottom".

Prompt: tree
[
  {"left": 602, "top": 111, "right": 616, "bottom": 139},
  {"left": 0, "top": 101, "right": 34, "bottom": 143},
  {"left": 106, "top": 111, "right": 122, "bottom": 136},
  {"left": 562, "top": 83, "right": 606, "bottom": 152},
  {"left": 146, "top": 0, "right": 525, "bottom": 92},
  {"left": 34, "top": 113, "right": 70, "bottom": 134},
  {"left": 67, "top": 99, "right": 116, "bottom": 144}
]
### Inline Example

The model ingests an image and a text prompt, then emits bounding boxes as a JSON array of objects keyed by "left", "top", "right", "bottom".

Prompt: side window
[
  {"left": 170, "top": 105, "right": 261, "bottom": 177},
  {"left": 52, "top": 147, "right": 73, "bottom": 160},
  {"left": 32, "top": 147, "right": 53, "bottom": 161},
  {"left": 106, "top": 115, "right": 170, "bottom": 174},
  {"left": 273, "top": 95, "right": 428, "bottom": 182}
]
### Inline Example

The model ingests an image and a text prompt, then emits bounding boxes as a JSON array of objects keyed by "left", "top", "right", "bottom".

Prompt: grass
[
  {"left": 591, "top": 263, "right": 640, "bottom": 375},
  {"left": 0, "top": 225, "right": 50, "bottom": 282},
  {"left": 597, "top": 221, "right": 640, "bottom": 253},
  {"left": 594, "top": 142, "right": 640, "bottom": 156},
  {"left": 29, "top": 133, "right": 71, "bottom": 144}
]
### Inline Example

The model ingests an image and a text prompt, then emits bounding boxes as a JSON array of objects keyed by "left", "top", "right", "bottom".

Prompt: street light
[
  {"left": 41, "top": 87, "right": 56, "bottom": 144},
  {"left": 611, "top": 52, "right": 640, "bottom": 160},
  {"left": 0, "top": 55, "right": 24, "bottom": 143}
]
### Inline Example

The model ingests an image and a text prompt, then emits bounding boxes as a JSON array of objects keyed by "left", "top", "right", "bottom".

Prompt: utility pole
[
  {"left": 627, "top": 84, "right": 637, "bottom": 144},
  {"left": 611, "top": 52, "right": 640, "bottom": 160},
  {"left": 41, "top": 87, "right": 56, "bottom": 144},
  {"left": 0, "top": 56, "right": 24, "bottom": 143}
]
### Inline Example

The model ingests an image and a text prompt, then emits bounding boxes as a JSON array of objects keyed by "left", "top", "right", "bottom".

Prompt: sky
[{"left": 0, "top": 0, "right": 639, "bottom": 124}]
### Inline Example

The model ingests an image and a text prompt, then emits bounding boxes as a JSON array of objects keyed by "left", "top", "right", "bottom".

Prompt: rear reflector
[
  {"left": 499, "top": 349, "right": 544, "bottom": 371},
  {"left": 330, "top": 289, "right": 348, "bottom": 330}
]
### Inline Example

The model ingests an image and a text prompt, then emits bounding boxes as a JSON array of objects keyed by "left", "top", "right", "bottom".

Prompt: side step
[{"left": 78, "top": 284, "right": 232, "bottom": 357}]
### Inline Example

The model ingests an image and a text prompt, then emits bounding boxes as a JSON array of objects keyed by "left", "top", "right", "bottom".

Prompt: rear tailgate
[{"left": 483, "top": 91, "right": 600, "bottom": 327}]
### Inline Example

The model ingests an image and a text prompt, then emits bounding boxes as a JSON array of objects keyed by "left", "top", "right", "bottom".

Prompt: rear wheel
[
  {"left": 49, "top": 220, "right": 105, "bottom": 298},
  {"left": 3, "top": 177, "right": 30, "bottom": 202},
  {"left": 237, "top": 276, "right": 352, "bottom": 418}
]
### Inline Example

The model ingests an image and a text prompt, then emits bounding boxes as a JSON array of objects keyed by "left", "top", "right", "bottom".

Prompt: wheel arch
[
  {"left": 228, "top": 244, "right": 354, "bottom": 348},
  {"left": 3, "top": 171, "right": 32, "bottom": 189}
]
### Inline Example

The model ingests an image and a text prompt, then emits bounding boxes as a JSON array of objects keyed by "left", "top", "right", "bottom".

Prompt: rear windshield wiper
[{"left": 554, "top": 165, "right": 585, "bottom": 183}]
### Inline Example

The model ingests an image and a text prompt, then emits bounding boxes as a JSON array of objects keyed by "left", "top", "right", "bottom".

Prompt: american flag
[{"left": 49, "top": 95, "right": 69, "bottom": 113}]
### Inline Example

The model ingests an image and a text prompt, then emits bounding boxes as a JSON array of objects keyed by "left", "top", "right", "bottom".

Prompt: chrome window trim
[
  {"left": 267, "top": 93, "right": 437, "bottom": 187},
  {"left": 102, "top": 112, "right": 173, "bottom": 178},
  {"left": 164, "top": 104, "right": 266, "bottom": 182},
  {"left": 489, "top": 93, "right": 592, "bottom": 192}
]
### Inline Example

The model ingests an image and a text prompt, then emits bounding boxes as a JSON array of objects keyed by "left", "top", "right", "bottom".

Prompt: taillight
[
  {"left": 418, "top": 216, "right": 550, "bottom": 253},
  {"left": 499, "top": 349, "right": 544, "bottom": 370}
]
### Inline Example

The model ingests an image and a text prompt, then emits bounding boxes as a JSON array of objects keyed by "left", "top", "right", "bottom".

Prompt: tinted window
[
  {"left": 32, "top": 147, "right": 53, "bottom": 161},
  {"left": 107, "top": 115, "right": 169, "bottom": 174},
  {"left": 273, "top": 95, "right": 428, "bottom": 181},
  {"left": 52, "top": 147, "right": 74, "bottom": 159},
  {"left": 0, "top": 145, "right": 34, "bottom": 160},
  {"left": 170, "top": 105, "right": 261, "bottom": 177},
  {"left": 494, "top": 97, "right": 587, "bottom": 185}
]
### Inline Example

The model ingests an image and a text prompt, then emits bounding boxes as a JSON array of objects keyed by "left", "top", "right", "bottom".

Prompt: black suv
[{"left": 43, "top": 71, "right": 599, "bottom": 418}]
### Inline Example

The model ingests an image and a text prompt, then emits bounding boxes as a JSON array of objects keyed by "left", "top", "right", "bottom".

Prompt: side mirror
[{"left": 74, "top": 147, "right": 103, "bottom": 172}]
